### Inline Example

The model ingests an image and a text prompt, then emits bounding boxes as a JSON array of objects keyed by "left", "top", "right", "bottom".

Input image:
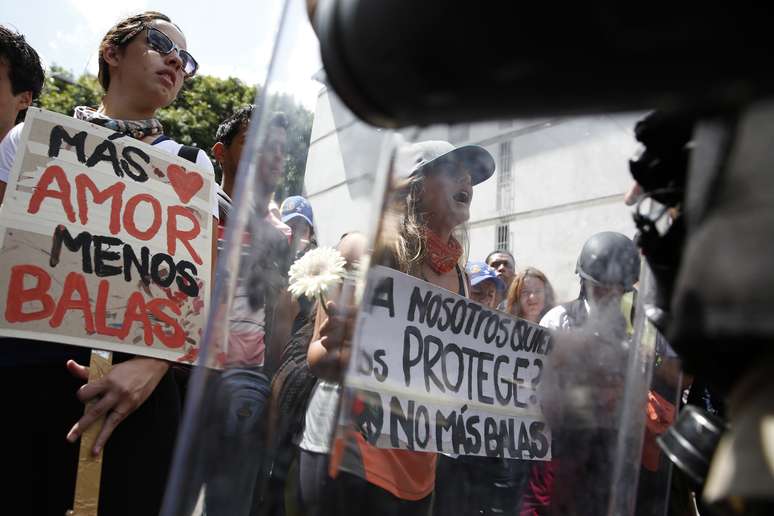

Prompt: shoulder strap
[
  {"left": 560, "top": 298, "right": 588, "bottom": 329},
  {"left": 456, "top": 264, "right": 469, "bottom": 298},
  {"left": 151, "top": 134, "right": 170, "bottom": 145},
  {"left": 177, "top": 144, "right": 200, "bottom": 164},
  {"left": 620, "top": 290, "right": 636, "bottom": 336},
  {"left": 217, "top": 189, "right": 232, "bottom": 222}
]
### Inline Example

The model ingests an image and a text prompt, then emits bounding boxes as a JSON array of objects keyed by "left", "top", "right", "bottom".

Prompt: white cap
[{"left": 394, "top": 139, "right": 495, "bottom": 185}]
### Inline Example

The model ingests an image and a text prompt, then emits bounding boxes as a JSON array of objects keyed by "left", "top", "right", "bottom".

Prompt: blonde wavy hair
[{"left": 374, "top": 166, "right": 468, "bottom": 276}]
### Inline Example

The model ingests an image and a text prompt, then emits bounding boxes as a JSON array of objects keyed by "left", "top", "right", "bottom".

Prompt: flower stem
[{"left": 318, "top": 292, "right": 331, "bottom": 316}]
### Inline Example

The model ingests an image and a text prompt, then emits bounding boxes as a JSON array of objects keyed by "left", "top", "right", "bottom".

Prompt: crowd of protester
[{"left": 0, "top": 12, "right": 695, "bottom": 516}]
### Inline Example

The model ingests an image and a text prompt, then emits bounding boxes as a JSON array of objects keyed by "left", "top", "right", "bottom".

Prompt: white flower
[{"left": 288, "top": 247, "right": 347, "bottom": 300}]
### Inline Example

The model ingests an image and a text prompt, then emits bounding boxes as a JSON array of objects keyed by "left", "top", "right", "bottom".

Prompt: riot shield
[{"left": 161, "top": 2, "right": 688, "bottom": 515}]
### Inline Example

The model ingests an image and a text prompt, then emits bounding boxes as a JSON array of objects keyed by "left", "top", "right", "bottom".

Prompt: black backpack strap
[
  {"left": 560, "top": 298, "right": 588, "bottom": 329},
  {"left": 151, "top": 134, "right": 171, "bottom": 145},
  {"left": 177, "top": 144, "right": 200, "bottom": 164}
]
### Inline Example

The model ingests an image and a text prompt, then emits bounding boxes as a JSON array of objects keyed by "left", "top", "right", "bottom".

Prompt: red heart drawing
[{"left": 167, "top": 164, "right": 203, "bottom": 204}]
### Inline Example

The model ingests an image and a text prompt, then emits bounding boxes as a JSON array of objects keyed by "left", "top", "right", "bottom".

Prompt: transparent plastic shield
[
  {"left": 161, "top": 1, "right": 392, "bottom": 514},
  {"left": 162, "top": 3, "right": 685, "bottom": 515},
  {"left": 329, "top": 115, "right": 679, "bottom": 516}
]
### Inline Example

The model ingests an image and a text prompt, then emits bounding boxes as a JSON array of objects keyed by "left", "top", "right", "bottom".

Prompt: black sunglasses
[{"left": 120, "top": 25, "right": 198, "bottom": 77}]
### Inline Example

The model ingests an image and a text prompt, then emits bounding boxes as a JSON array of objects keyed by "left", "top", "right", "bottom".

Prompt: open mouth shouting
[{"left": 453, "top": 189, "right": 471, "bottom": 205}]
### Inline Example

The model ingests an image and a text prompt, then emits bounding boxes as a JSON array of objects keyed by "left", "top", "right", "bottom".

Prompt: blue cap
[
  {"left": 466, "top": 261, "right": 506, "bottom": 293},
  {"left": 280, "top": 195, "right": 314, "bottom": 227}
]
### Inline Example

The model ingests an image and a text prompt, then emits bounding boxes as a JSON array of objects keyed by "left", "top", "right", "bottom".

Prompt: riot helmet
[{"left": 576, "top": 232, "right": 639, "bottom": 292}]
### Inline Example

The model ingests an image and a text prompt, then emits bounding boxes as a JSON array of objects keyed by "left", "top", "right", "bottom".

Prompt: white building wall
[
  {"left": 460, "top": 114, "right": 641, "bottom": 301},
  {"left": 303, "top": 86, "right": 643, "bottom": 301},
  {"left": 467, "top": 199, "right": 634, "bottom": 302},
  {"left": 303, "top": 87, "right": 388, "bottom": 247}
]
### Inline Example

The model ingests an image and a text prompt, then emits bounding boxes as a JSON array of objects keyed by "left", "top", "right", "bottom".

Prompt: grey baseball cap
[{"left": 395, "top": 140, "right": 496, "bottom": 185}]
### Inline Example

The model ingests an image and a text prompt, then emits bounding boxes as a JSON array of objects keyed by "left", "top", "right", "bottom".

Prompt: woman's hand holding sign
[
  {"left": 66, "top": 357, "right": 170, "bottom": 455},
  {"left": 313, "top": 299, "right": 357, "bottom": 381}
]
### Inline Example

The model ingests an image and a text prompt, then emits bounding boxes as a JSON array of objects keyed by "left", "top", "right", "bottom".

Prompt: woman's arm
[
  {"left": 307, "top": 301, "right": 355, "bottom": 382},
  {"left": 307, "top": 233, "right": 366, "bottom": 381}
]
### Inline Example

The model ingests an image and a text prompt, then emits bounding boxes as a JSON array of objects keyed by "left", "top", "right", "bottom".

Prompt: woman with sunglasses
[{"left": 0, "top": 11, "right": 215, "bottom": 516}]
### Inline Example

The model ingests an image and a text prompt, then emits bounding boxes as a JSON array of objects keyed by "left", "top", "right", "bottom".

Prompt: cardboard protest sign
[
  {"left": 346, "top": 265, "right": 553, "bottom": 460},
  {"left": 0, "top": 108, "right": 214, "bottom": 363}
]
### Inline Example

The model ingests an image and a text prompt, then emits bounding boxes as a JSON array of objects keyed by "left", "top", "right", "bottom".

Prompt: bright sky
[{"left": 1, "top": 0, "right": 323, "bottom": 108}]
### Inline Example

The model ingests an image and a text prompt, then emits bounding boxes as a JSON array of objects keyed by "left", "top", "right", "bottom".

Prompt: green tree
[
  {"left": 158, "top": 75, "right": 257, "bottom": 155},
  {"left": 37, "top": 68, "right": 313, "bottom": 193},
  {"left": 269, "top": 92, "right": 314, "bottom": 201},
  {"left": 38, "top": 65, "right": 102, "bottom": 116}
]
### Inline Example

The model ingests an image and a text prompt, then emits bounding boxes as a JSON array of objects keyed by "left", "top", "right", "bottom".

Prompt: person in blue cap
[
  {"left": 280, "top": 195, "right": 317, "bottom": 259},
  {"left": 465, "top": 260, "right": 506, "bottom": 309}
]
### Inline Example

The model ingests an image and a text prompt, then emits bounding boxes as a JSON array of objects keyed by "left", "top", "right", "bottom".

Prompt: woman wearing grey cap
[{"left": 314, "top": 138, "right": 495, "bottom": 514}]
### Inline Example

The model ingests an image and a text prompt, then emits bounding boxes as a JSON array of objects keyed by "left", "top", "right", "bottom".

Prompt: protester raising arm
[{"left": 307, "top": 232, "right": 367, "bottom": 382}]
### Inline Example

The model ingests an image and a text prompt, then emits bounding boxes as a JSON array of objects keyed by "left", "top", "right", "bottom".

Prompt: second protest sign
[{"left": 346, "top": 265, "right": 553, "bottom": 460}]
